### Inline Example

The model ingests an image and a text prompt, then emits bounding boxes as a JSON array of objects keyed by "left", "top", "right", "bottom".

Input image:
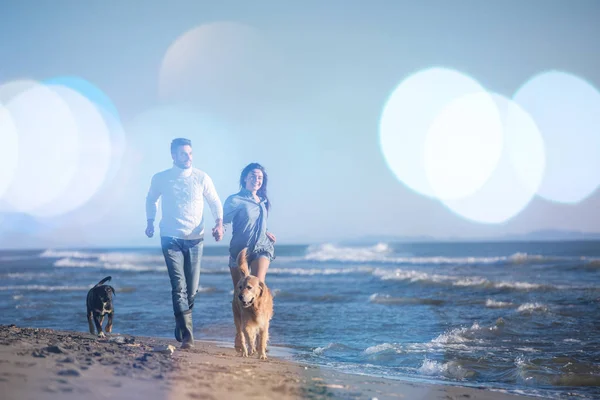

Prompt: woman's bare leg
[
  {"left": 250, "top": 256, "right": 270, "bottom": 282},
  {"left": 229, "top": 267, "right": 241, "bottom": 289}
]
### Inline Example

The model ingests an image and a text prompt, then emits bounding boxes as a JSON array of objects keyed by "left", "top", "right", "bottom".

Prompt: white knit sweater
[{"left": 146, "top": 166, "right": 223, "bottom": 240}]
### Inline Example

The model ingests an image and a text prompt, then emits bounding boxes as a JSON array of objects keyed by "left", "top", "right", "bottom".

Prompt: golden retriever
[{"left": 232, "top": 248, "right": 274, "bottom": 360}]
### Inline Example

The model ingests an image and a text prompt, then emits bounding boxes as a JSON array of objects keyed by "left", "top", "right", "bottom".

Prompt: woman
[{"left": 223, "top": 162, "right": 276, "bottom": 288}]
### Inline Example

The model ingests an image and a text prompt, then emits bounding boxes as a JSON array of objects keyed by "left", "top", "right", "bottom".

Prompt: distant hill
[
  {"left": 353, "top": 230, "right": 600, "bottom": 244},
  {"left": 1, "top": 211, "right": 599, "bottom": 250},
  {"left": 496, "top": 229, "right": 600, "bottom": 242}
]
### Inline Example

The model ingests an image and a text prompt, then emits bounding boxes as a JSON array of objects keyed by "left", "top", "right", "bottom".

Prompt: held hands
[
  {"left": 212, "top": 221, "right": 224, "bottom": 242},
  {"left": 266, "top": 231, "right": 276, "bottom": 244}
]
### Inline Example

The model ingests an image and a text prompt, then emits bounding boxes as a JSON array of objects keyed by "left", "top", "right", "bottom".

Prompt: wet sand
[{"left": 0, "top": 324, "right": 535, "bottom": 400}]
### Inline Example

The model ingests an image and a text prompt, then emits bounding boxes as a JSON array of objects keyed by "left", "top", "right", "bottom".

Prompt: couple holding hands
[{"left": 145, "top": 138, "right": 275, "bottom": 349}]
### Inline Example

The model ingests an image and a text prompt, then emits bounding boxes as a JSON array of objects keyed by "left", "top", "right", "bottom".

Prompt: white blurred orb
[
  {"left": 158, "top": 22, "right": 272, "bottom": 111},
  {"left": 3, "top": 84, "right": 80, "bottom": 213},
  {"left": 424, "top": 91, "right": 504, "bottom": 201},
  {"left": 43, "top": 76, "right": 121, "bottom": 122},
  {"left": 42, "top": 76, "right": 126, "bottom": 189},
  {"left": 0, "top": 79, "right": 38, "bottom": 104},
  {"left": 379, "top": 67, "right": 488, "bottom": 198},
  {"left": 438, "top": 94, "right": 546, "bottom": 223},
  {"left": 513, "top": 71, "right": 600, "bottom": 204},
  {"left": 31, "top": 85, "right": 112, "bottom": 218},
  {"left": 0, "top": 105, "right": 19, "bottom": 199}
]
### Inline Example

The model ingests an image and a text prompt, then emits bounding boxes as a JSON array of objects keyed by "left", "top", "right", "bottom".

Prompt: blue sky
[{"left": 0, "top": 1, "right": 599, "bottom": 248}]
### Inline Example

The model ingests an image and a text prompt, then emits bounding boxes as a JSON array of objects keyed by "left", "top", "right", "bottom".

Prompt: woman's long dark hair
[{"left": 239, "top": 162, "right": 270, "bottom": 212}]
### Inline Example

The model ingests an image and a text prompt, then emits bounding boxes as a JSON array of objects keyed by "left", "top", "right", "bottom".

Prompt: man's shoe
[
  {"left": 174, "top": 316, "right": 183, "bottom": 343},
  {"left": 176, "top": 310, "right": 194, "bottom": 349}
]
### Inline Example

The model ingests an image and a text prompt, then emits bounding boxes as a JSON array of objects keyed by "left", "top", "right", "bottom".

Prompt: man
[{"left": 145, "top": 138, "right": 224, "bottom": 349}]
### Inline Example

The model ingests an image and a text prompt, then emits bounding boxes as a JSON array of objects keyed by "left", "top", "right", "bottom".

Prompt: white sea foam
[
  {"left": 305, "top": 242, "right": 392, "bottom": 263},
  {"left": 303, "top": 243, "right": 573, "bottom": 266},
  {"left": 374, "top": 268, "right": 553, "bottom": 291},
  {"left": 53, "top": 257, "right": 166, "bottom": 272},
  {"left": 485, "top": 299, "right": 514, "bottom": 308},
  {"left": 3, "top": 272, "right": 52, "bottom": 279},
  {"left": 517, "top": 303, "right": 548, "bottom": 313},
  {"left": 40, "top": 249, "right": 98, "bottom": 259},
  {"left": 418, "top": 358, "right": 476, "bottom": 379},
  {"left": 0, "top": 285, "right": 90, "bottom": 292},
  {"left": 432, "top": 323, "right": 481, "bottom": 345},
  {"left": 43, "top": 249, "right": 165, "bottom": 263},
  {"left": 515, "top": 347, "right": 540, "bottom": 353},
  {"left": 312, "top": 342, "right": 352, "bottom": 355},
  {"left": 269, "top": 266, "right": 374, "bottom": 276},
  {"left": 363, "top": 343, "right": 401, "bottom": 355}
]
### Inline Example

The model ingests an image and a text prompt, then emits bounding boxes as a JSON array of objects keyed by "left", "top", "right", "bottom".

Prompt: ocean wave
[
  {"left": 2, "top": 272, "right": 53, "bottom": 280},
  {"left": 373, "top": 268, "right": 557, "bottom": 291},
  {"left": 418, "top": 358, "right": 477, "bottom": 380},
  {"left": 305, "top": 243, "right": 393, "bottom": 263},
  {"left": 302, "top": 243, "right": 582, "bottom": 266},
  {"left": 485, "top": 299, "right": 515, "bottom": 308},
  {"left": 517, "top": 303, "right": 549, "bottom": 314},
  {"left": 429, "top": 319, "right": 510, "bottom": 349},
  {"left": 363, "top": 343, "right": 401, "bottom": 355},
  {"left": 53, "top": 257, "right": 166, "bottom": 272},
  {"left": 313, "top": 342, "right": 358, "bottom": 355},
  {"left": 40, "top": 249, "right": 99, "bottom": 259},
  {"left": 432, "top": 323, "right": 483, "bottom": 345},
  {"left": 268, "top": 266, "right": 374, "bottom": 276},
  {"left": 41, "top": 249, "right": 166, "bottom": 263},
  {"left": 0, "top": 285, "right": 91, "bottom": 292},
  {"left": 369, "top": 293, "right": 445, "bottom": 306},
  {"left": 515, "top": 356, "right": 600, "bottom": 387}
]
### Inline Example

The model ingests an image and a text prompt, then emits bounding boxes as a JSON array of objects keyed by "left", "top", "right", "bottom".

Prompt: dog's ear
[
  {"left": 258, "top": 281, "right": 266, "bottom": 297},
  {"left": 107, "top": 286, "right": 116, "bottom": 297}
]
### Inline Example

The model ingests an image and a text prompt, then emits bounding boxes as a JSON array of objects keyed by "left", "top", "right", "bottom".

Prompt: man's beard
[{"left": 175, "top": 161, "right": 192, "bottom": 169}]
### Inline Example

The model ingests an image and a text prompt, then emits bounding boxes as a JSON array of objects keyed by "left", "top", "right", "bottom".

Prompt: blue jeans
[{"left": 161, "top": 236, "right": 204, "bottom": 315}]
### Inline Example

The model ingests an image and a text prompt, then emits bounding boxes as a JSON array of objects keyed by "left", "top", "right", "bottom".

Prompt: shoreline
[{"left": 0, "top": 324, "right": 538, "bottom": 400}]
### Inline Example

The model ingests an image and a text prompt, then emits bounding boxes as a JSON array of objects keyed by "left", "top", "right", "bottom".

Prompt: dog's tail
[
  {"left": 237, "top": 248, "right": 249, "bottom": 278},
  {"left": 94, "top": 276, "right": 112, "bottom": 288}
]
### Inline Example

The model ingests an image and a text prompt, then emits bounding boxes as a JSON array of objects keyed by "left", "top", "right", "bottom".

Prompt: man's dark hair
[{"left": 171, "top": 138, "right": 192, "bottom": 154}]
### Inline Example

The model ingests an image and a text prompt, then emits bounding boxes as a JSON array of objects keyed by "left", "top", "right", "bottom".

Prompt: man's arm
[
  {"left": 203, "top": 175, "right": 224, "bottom": 241},
  {"left": 145, "top": 174, "right": 161, "bottom": 238}
]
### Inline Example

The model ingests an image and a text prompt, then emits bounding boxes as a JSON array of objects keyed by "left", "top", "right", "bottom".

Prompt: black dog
[{"left": 86, "top": 276, "right": 115, "bottom": 337}]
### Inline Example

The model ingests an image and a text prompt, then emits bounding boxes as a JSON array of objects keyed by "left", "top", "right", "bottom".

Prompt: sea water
[{"left": 1, "top": 241, "right": 599, "bottom": 399}]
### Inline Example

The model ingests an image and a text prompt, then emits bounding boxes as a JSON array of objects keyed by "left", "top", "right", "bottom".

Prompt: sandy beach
[{"left": 0, "top": 324, "right": 538, "bottom": 400}]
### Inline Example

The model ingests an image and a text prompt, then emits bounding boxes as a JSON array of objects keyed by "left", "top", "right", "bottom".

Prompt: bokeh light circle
[
  {"left": 438, "top": 93, "right": 546, "bottom": 223},
  {"left": 513, "top": 71, "right": 600, "bottom": 204},
  {"left": 30, "top": 84, "right": 112, "bottom": 218},
  {"left": 44, "top": 76, "right": 126, "bottom": 187},
  {"left": 158, "top": 21, "right": 272, "bottom": 113},
  {"left": 3, "top": 84, "right": 80, "bottom": 213},
  {"left": 44, "top": 76, "right": 121, "bottom": 122},
  {"left": 0, "top": 79, "right": 38, "bottom": 104},
  {"left": 0, "top": 105, "right": 19, "bottom": 199},
  {"left": 424, "top": 91, "right": 504, "bottom": 201},
  {"left": 379, "top": 67, "right": 488, "bottom": 198}
]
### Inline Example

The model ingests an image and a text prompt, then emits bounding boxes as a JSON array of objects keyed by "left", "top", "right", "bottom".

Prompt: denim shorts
[{"left": 228, "top": 250, "right": 272, "bottom": 270}]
